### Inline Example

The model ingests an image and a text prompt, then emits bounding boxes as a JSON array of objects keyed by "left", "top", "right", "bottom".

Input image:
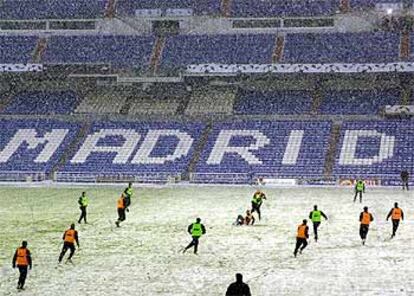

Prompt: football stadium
[{"left": 0, "top": 1, "right": 413, "bottom": 295}]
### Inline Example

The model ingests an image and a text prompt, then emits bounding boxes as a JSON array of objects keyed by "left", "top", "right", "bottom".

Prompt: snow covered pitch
[{"left": 0, "top": 185, "right": 413, "bottom": 295}]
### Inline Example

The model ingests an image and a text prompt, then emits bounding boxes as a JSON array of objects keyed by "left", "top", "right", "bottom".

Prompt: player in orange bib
[
  {"left": 386, "top": 202, "right": 404, "bottom": 239},
  {"left": 12, "top": 241, "right": 32, "bottom": 290},
  {"left": 58, "top": 223, "right": 79, "bottom": 263},
  {"left": 293, "top": 219, "right": 309, "bottom": 257},
  {"left": 359, "top": 206, "right": 374, "bottom": 245}
]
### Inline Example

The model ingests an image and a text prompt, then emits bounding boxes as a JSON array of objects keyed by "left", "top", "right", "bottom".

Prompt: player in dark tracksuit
[
  {"left": 12, "top": 241, "right": 32, "bottom": 290},
  {"left": 309, "top": 205, "right": 328, "bottom": 242},
  {"left": 294, "top": 219, "right": 309, "bottom": 257},
  {"left": 359, "top": 207, "right": 373, "bottom": 245},
  {"left": 401, "top": 170, "right": 409, "bottom": 191},
  {"left": 226, "top": 273, "right": 251, "bottom": 296},
  {"left": 354, "top": 180, "right": 365, "bottom": 203},
  {"left": 386, "top": 202, "right": 404, "bottom": 238},
  {"left": 183, "top": 218, "right": 206, "bottom": 254}
]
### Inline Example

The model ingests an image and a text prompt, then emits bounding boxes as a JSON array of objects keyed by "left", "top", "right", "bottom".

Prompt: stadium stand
[
  {"left": 283, "top": 32, "right": 400, "bottom": 63},
  {"left": 128, "top": 98, "right": 180, "bottom": 116},
  {"left": 0, "top": 36, "right": 37, "bottom": 64},
  {"left": 0, "top": 0, "right": 106, "bottom": 19},
  {"left": 0, "top": 119, "right": 80, "bottom": 173},
  {"left": 160, "top": 34, "right": 276, "bottom": 71},
  {"left": 75, "top": 91, "right": 128, "bottom": 114},
  {"left": 234, "top": 89, "right": 313, "bottom": 115},
  {"left": 185, "top": 87, "right": 235, "bottom": 116},
  {"left": 350, "top": 0, "right": 404, "bottom": 10},
  {"left": 320, "top": 89, "right": 401, "bottom": 115},
  {"left": 60, "top": 121, "right": 205, "bottom": 181},
  {"left": 43, "top": 35, "right": 155, "bottom": 68},
  {"left": 3, "top": 91, "right": 80, "bottom": 115},
  {"left": 333, "top": 120, "right": 414, "bottom": 179},
  {"left": 193, "top": 121, "right": 332, "bottom": 183},
  {"left": 229, "top": 0, "right": 339, "bottom": 17}
]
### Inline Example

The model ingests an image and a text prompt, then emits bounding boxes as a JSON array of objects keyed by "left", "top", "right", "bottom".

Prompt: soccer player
[
  {"left": 293, "top": 219, "right": 309, "bottom": 257},
  {"left": 359, "top": 206, "right": 373, "bottom": 245},
  {"left": 354, "top": 179, "right": 365, "bottom": 203},
  {"left": 244, "top": 210, "right": 255, "bottom": 225},
  {"left": 115, "top": 194, "right": 127, "bottom": 227},
  {"left": 78, "top": 191, "right": 89, "bottom": 224},
  {"left": 386, "top": 202, "right": 404, "bottom": 238},
  {"left": 226, "top": 273, "right": 251, "bottom": 296},
  {"left": 251, "top": 190, "right": 267, "bottom": 220},
  {"left": 401, "top": 170, "right": 409, "bottom": 190},
  {"left": 234, "top": 215, "right": 244, "bottom": 226},
  {"left": 309, "top": 205, "right": 328, "bottom": 242},
  {"left": 58, "top": 223, "right": 79, "bottom": 263},
  {"left": 183, "top": 218, "right": 206, "bottom": 254},
  {"left": 12, "top": 241, "right": 32, "bottom": 290},
  {"left": 123, "top": 182, "right": 134, "bottom": 208}
]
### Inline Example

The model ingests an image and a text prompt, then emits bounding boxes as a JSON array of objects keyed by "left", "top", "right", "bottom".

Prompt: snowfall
[{"left": 0, "top": 184, "right": 413, "bottom": 296}]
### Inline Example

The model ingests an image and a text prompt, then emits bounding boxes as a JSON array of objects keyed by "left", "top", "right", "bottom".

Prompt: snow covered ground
[{"left": 0, "top": 185, "right": 413, "bottom": 295}]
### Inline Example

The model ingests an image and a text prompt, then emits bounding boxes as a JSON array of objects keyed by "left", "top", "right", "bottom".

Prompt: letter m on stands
[{"left": 0, "top": 129, "right": 69, "bottom": 163}]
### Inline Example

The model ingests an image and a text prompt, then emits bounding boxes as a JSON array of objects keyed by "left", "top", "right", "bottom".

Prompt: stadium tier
[
  {"left": 0, "top": 0, "right": 106, "bottom": 20},
  {"left": 0, "top": 119, "right": 80, "bottom": 174},
  {"left": 60, "top": 121, "right": 205, "bottom": 182},
  {"left": 229, "top": 0, "right": 339, "bottom": 17},
  {"left": 161, "top": 34, "right": 276, "bottom": 71},
  {"left": 43, "top": 35, "right": 155, "bottom": 68},
  {"left": 234, "top": 90, "right": 313, "bottom": 115},
  {"left": 333, "top": 120, "right": 414, "bottom": 178},
  {"left": 320, "top": 89, "right": 401, "bottom": 115},
  {"left": 283, "top": 32, "right": 401, "bottom": 64},
  {"left": 0, "top": 36, "right": 37, "bottom": 64},
  {"left": 3, "top": 91, "right": 80, "bottom": 115},
  {"left": 0, "top": 119, "right": 412, "bottom": 183}
]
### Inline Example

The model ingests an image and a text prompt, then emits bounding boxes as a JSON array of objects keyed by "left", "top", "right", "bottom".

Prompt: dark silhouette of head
[
  {"left": 70, "top": 223, "right": 75, "bottom": 229},
  {"left": 236, "top": 273, "right": 243, "bottom": 283},
  {"left": 196, "top": 218, "right": 201, "bottom": 223},
  {"left": 363, "top": 206, "right": 368, "bottom": 212},
  {"left": 394, "top": 202, "right": 398, "bottom": 208},
  {"left": 128, "top": 182, "right": 132, "bottom": 187},
  {"left": 303, "top": 219, "right": 307, "bottom": 224},
  {"left": 314, "top": 205, "right": 318, "bottom": 210},
  {"left": 22, "top": 241, "right": 28, "bottom": 248},
  {"left": 82, "top": 191, "right": 86, "bottom": 196}
]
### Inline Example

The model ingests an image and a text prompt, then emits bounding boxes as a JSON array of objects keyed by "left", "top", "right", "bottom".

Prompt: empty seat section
[
  {"left": 185, "top": 88, "right": 235, "bottom": 115},
  {"left": 0, "top": 36, "right": 37, "bottom": 64},
  {"left": 234, "top": 89, "right": 312, "bottom": 115},
  {"left": 283, "top": 32, "right": 400, "bottom": 63},
  {"left": 62, "top": 122, "right": 205, "bottom": 178},
  {"left": 333, "top": 121, "right": 414, "bottom": 179},
  {"left": 43, "top": 35, "right": 155, "bottom": 68},
  {"left": 230, "top": 0, "right": 339, "bottom": 17},
  {"left": 128, "top": 98, "right": 180, "bottom": 116},
  {"left": 161, "top": 34, "right": 275, "bottom": 71},
  {"left": 75, "top": 92, "right": 127, "bottom": 114},
  {"left": 0, "top": 119, "right": 80, "bottom": 173},
  {"left": 320, "top": 89, "right": 401, "bottom": 115},
  {"left": 0, "top": 0, "right": 106, "bottom": 19},
  {"left": 4, "top": 91, "right": 80, "bottom": 115},
  {"left": 194, "top": 121, "right": 332, "bottom": 183}
]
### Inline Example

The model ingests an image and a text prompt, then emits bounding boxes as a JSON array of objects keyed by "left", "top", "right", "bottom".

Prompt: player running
[
  {"left": 251, "top": 190, "right": 267, "bottom": 220},
  {"left": 359, "top": 206, "right": 373, "bottom": 245},
  {"left": 58, "top": 223, "right": 80, "bottom": 263},
  {"left": 123, "top": 182, "right": 134, "bottom": 208},
  {"left": 293, "top": 219, "right": 309, "bottom": 257},
  {"left": 183, "top": 218, "right": 206, "bottom": 254},
  {"left": 386, "top": 202, "right": 404, "bottom": 239},
  {"left": 309, "top": 205, "right": 328, "bottom": 242}
]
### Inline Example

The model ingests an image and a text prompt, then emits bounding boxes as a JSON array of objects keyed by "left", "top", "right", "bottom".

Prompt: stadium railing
[
  {"left": 55, "top": 172, "right": 181, "bottom": 184},
  {"left": 0, "top": 171, "right": 47, "bottom": 182}
]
